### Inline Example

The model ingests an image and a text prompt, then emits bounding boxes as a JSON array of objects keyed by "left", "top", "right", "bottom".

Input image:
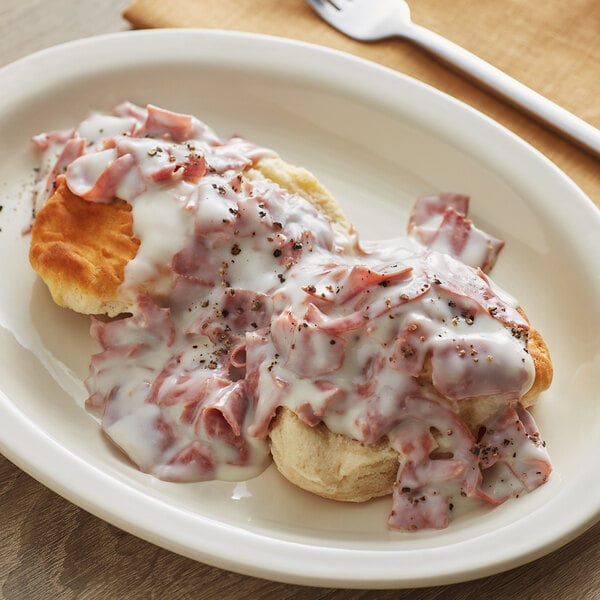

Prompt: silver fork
[{"left": 307, "top": 0, "right": 600, "bottom": 157}]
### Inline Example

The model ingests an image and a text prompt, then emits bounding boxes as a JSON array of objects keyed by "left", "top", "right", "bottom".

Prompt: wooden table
[{"left": 1, "top": 2, "right": 598, "bottom": 598}]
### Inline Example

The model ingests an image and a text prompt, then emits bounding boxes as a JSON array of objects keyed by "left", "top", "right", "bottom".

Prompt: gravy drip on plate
[{"left": 33, "top": 103, "right": 551, "bottom": 530}]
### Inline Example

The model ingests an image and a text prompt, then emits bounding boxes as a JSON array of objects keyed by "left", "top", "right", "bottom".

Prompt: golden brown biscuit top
[{"left": 29, "top": 180, "right": 139, "bottom": 316}]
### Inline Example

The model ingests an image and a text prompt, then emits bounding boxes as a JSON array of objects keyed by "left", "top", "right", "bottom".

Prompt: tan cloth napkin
[{"left": 123, "top": 0, "right": 600, "bottom": 207}]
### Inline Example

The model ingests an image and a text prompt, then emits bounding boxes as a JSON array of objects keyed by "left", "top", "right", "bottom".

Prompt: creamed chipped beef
[{"left": 29, "top": 103, "right": 552, "bottom": 530}]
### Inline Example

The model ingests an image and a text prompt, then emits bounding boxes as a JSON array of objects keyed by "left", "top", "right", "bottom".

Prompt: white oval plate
[{"left": 0, "top": 30, "right": 598, "bottom": 589}]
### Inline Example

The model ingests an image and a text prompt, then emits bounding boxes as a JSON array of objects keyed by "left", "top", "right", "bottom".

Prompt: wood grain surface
[{"left": 0, "top": 1, "right": 598, "bottom": 598}]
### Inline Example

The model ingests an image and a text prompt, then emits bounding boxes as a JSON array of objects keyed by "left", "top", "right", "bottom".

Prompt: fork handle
[{"left": 403, "top": 23, "right": 600, "bottom": 157}]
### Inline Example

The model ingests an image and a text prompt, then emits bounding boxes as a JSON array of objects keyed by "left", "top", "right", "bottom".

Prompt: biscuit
[
  {"left": 29, "top": 180, "right": 139, "bottom": 316},
  {"left": 29, "top": 157, "right": 344, "bottom": 317},
  {"left": 256, "top": 165, "right": 553, "bottom": 505},
  {"left": 269, "top": 406, "right": 399, "bottom": 502},
  {"left": 269, "top": 317, "right": 552, "bottom": 505}
]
